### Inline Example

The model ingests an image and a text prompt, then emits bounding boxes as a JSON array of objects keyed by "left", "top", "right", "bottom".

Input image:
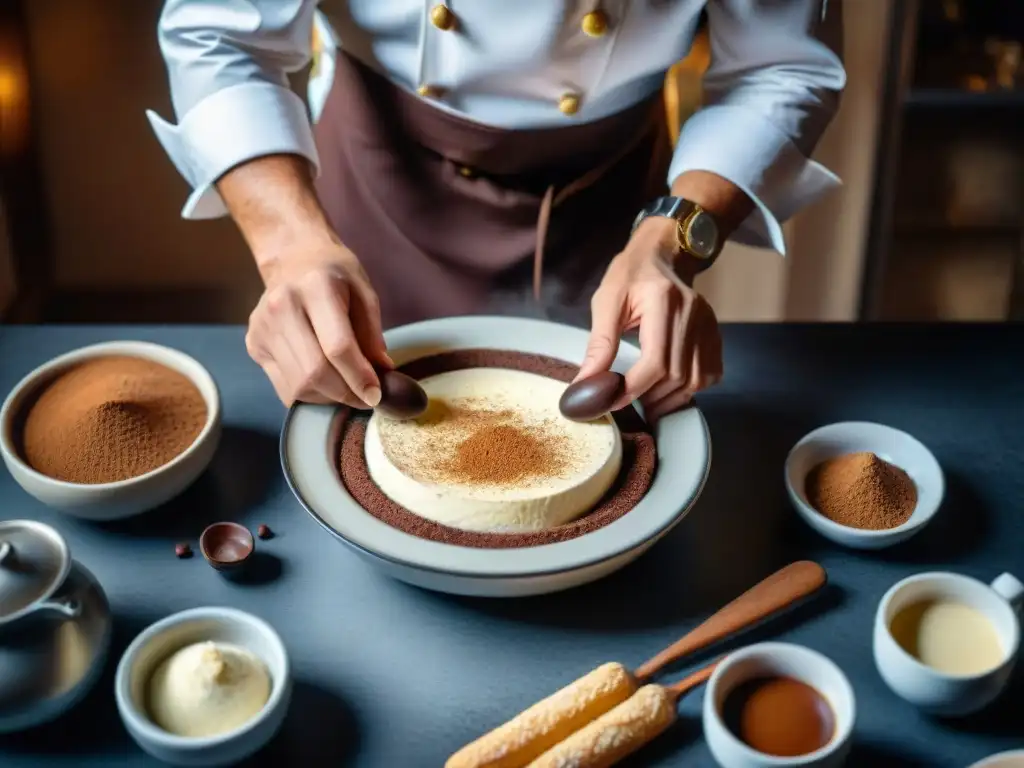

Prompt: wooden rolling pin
[
  {"left": 445, "top": 561, "right": 826, "bottom": 768},
  {"left": 527, "top": 660, "right": 720, "bottom": 768}
]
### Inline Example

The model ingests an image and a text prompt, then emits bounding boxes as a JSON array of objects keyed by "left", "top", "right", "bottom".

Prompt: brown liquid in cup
[{"left": 722, "top": 676, "right": 835, "bottom": 757}]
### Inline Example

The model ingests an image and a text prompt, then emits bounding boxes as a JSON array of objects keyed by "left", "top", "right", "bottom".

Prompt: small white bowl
[
  {"left": 704, "top": 642, "right": 856, "bottom": 768},
  {"left": 0, "top": 341, "right": 221, "bottom": 521},
  {"left": 115, "top": 607, "right": 291, "bottom": 767},
  {"left": 784, "top": 422, "right": 944, "bottom": 550},
  {"left": 969, "top": 751, "right": 1024, "bottom": 768}
]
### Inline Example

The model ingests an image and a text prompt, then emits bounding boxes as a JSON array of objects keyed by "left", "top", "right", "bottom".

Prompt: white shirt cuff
[
  {"left": 668, "top": 105, "right": 841, "bottom": 255},
  {"left": 146, "top": 82, "right": 320, "bottom": 220}
]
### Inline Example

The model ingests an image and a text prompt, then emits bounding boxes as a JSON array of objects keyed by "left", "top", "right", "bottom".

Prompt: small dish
[
  {"left": 703, "top": 642, "right": 856, "bottom": 768},
  {"left": 969, "top": 751, "right": 1024, "bottom": 768},
  {"left": 0, "top": 341, "right": 222, "bottom": 521},
  {"left": 873, "top": 571, "right": 1022, "bottom": 717},
  {"left": 784, "top": 421, "right": 944, "bottom": 550},
  {"left": 199, "top": 523, "right": 255, "bottom": 573},
  {"left": 115, "top": 606, "right": 291, "bottom": 767}
]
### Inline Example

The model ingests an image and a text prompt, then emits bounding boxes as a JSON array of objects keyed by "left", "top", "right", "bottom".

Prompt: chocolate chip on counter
[
  {"left": 175, "top": 542, "right": 192, "bottom": 559},
  {"left": 257, "top": 524, "right": 273, "bottom": 540}
]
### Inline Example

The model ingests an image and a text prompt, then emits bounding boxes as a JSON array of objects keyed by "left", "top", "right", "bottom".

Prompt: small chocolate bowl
[{"left": 199, "top": 523, "right": 255, "bottom": 575}]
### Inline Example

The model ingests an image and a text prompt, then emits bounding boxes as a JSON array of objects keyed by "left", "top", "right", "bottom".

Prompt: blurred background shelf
[{"left": 862, "top": 0, "right": 1024, "bottom": 322}]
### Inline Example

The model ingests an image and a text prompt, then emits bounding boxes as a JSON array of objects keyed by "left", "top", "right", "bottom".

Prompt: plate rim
[{"left": 280, "top": 316, "right": 711, "bottom": 579}]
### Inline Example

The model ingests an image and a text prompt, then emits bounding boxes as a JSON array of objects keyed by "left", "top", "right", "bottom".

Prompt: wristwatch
[{"left": 631, "top": 196, "right": 722, "bottom": 273}]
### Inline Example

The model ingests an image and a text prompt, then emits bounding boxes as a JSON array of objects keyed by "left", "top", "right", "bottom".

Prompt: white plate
[{"left": 280, "top": 316, "right": 711, "bottom": 596}]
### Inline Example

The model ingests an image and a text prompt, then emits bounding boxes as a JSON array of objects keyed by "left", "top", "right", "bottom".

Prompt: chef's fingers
[
  {"left": 263, "top": 359, "right": 333, "bottom": 407},
  {"left": 304, "top": 275, "right": 382, "bottom": 407},
  {"left": 276, "top": 295, "right": 366, "bottom": 408},
  {"left": 349, "top": 276, "right": 393, "bottom": 370},
  {"left": 576, "top": 286, "right": 626, "bottom": 383},
  {"left": 618, "top": 290, "right": 673, "bottom": 408},
  {"left": 261, "top": 361, "right": 297, "bottom": 407},
  {"left": 645, "top": 387, "right": 695, "bottom": 424},
  {"left": 686, "top": 298, "right": 723, "bottom": 394}
]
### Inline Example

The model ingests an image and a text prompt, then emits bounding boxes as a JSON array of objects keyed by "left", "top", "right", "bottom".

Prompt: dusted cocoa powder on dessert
[
  {"left": 337, "top": 349, "right": 657, "bottom": 549},
  {"left": 21, "top": 356, "right": 207, "bottom": 484}
]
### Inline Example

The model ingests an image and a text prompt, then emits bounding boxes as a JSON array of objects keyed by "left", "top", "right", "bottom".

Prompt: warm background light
[{"left": 0, "top": 28, "right": 31, "bottom": 158}]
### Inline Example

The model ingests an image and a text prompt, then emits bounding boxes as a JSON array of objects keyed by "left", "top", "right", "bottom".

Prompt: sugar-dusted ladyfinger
[
  {"left": 526, "top": 684, "right": 677, "bottom": 768},
  {"left": 445, "top": 662, "right": 638, "bottom": 768}
]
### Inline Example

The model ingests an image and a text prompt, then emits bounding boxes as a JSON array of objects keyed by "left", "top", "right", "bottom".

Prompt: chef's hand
[
  {"left": 576, "top": 216, "right": 722, "bottom": 422},
  {"left": 216, "top": 154, "right": 391, "bottom": 408},
  {"left": 245, "top": 242, "right": 392, "bottom": 408}
]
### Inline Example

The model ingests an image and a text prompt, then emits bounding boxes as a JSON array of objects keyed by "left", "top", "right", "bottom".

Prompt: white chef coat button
[
  {"left": 417, "top": 84, "right": 442, "bottom": 99},
  {"left": 430, "top": 4, "right": 456, "bottom": 31},
  {"left": 581, "top": 10, "right": 609, "bottom": 37},
  {"left": 558, "top": 93, "right": 581, "bottom": 116}
]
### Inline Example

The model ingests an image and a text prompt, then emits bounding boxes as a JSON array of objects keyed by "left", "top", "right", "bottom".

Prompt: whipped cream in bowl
[{"left": 115, "top": 607, "right": 291, "bottom": 766}]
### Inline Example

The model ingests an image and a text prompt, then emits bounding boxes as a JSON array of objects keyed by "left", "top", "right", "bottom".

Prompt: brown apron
[{"left": 313, "top": 53, "right": 671, "bottom": 330}]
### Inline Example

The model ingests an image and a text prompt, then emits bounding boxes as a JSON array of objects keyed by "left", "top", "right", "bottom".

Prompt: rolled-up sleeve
[
  {"left": 147, "top": 0, "right": 320, "bottom": 219},
  {"left": 668, "top": 0, "right": 846, "bottom": 254}
]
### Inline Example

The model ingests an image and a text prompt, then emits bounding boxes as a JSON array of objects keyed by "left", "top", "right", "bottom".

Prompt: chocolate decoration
[
  {"left": 376, "top": 369, "right": 429, "bottom": 420},
  {"left": 558, "top": 371, "right": 626, "bottom": 422},
  {"left": 199, "top": 522, "right": 254, "bottom": 572}
]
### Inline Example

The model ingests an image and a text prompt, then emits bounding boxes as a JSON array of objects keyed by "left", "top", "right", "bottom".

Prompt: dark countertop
[{"left": 0, "top": 323, "right": 1022, "bottom": 767}]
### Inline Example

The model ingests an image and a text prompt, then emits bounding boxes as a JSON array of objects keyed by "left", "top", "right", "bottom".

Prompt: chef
[{"left": 149, "top": 1, "right": 844, "bottom": 419}]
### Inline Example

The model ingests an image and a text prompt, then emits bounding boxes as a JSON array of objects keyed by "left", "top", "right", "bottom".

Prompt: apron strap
[{"left": 532, "top": 118, "right": 661, "bottom": 301}]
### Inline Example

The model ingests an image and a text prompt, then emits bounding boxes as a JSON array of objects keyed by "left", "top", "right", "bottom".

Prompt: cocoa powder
[
  {"left": 438, "top": 422, "right": 570, "bottom": 485},
  {"left": 21, "top": 356, "right": 207, "bottom": 484},
  {"left": 336, "top": 349, "right": 657, "bottom": 549},
  {"left": 805, "top": 451, "right": 917, "bottom": 530}
]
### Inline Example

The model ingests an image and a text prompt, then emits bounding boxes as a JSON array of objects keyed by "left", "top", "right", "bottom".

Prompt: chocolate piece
[
  {"left": 336, "top": 349, "right": 657, "bottom": 550},
  {"left": 558, "top": 371, "right": 626, "bottom": 422},
  {"left": 375, "top": 369, "right": 429, "bottom": 420},
  {"left": 199, "top": 522, "right": 254, "bottom": 572},
  {"left": 175, "top": 542, "right": 192, "bottom": 559},
  {"left": 257, "top": 524, "right": 273, "bottom": 540}
]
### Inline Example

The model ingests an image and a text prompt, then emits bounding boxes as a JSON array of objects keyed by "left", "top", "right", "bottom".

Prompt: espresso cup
[
  {"left": 873, "top": 571, "right": 1023, "bottom": 717},
  {"left": 703, "top": 643, "right": 856, "bottom": 768}
]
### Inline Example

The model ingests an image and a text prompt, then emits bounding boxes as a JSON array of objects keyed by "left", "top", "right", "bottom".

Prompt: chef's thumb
[{"left": 575, "top": 296, "right": 623, "bottom": 383}]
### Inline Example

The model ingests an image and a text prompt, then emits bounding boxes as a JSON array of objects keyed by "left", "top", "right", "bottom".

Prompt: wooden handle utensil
[{"left": 634, "top": 560, "right": 827, "bottom": 680}]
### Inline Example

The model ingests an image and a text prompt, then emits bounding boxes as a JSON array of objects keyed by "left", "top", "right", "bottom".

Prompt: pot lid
[{"left": 0, "top": 520, "right": 71, "bottom": 624}]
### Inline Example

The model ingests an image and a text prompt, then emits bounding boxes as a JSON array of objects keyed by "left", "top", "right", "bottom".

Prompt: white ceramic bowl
[
  {"left": 784, "top": 422, "right": 944, "bottom": 550},
  {"left": 704, "top": 643, "right": 856, "bottom": 768},
  {"left": 970, "top": 751, "right": 1024, "bottom": 768},
  {"left": 281, "top": 315, "right": 711, "bottom": 597},
  {"left": 0, "top": 341, "right": 222, "bottom": 521},
  {"left": 115, "top": 607, "right": 291, "bottom": 767}
]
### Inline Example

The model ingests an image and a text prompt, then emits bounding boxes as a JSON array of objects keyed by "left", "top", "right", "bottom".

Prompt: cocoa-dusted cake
[{"left": 337, "top": 350, "right": 657, "bottom": 549}]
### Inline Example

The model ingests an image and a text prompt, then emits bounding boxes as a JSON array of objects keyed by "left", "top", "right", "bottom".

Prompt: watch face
[{"left": 685, "top": 212, "right": 719, "bottom": 259}]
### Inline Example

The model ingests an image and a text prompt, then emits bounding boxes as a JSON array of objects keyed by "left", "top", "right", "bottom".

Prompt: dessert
[
  {"left": 147, "top": 641, "right": 270, "bottom": 738},
  {"left": 337, "top": 349, "right": 657, "bottom": 549},
  {"left": 365, "top": 368, "right": 622, "bottom": 532}
]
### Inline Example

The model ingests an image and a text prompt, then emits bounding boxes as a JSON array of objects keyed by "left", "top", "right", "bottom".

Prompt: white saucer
[{"left": 280, "top": 316, "right": 711, "bottom": 597}]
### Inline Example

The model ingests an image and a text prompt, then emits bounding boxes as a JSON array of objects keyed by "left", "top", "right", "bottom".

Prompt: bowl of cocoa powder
[
  {"left": 785, "top": 422, "right": 944, "bottom": 550},
  {"left": 0, "top": 341, "right": 221, "bottom": 521}
]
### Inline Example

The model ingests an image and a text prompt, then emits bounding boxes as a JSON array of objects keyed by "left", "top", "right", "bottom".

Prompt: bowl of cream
[{"left": 115, "top": 607, "right": 291, "bottom": 766}]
